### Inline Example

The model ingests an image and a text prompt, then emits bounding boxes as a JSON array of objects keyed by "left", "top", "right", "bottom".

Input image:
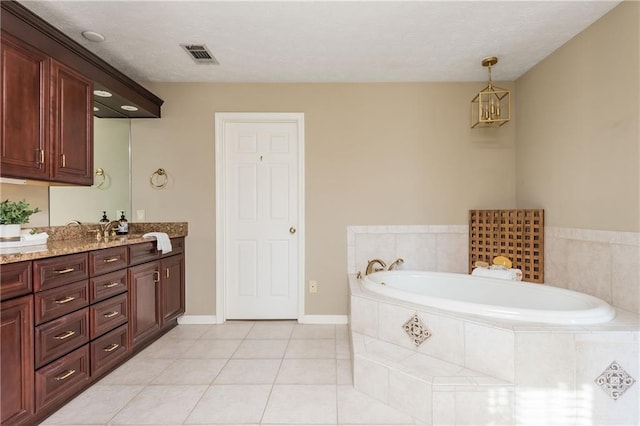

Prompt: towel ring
[
  {"left": 150, "top": 168, "right": 168, "bottom": 189},
  {"left": 94, "top": 168, "right": 106, "bottom": 189}
]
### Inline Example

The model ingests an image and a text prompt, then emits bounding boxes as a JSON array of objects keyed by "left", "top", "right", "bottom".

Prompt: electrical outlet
[
  {"left": 309, "top": 280, "right": 318, "bottom": 293},
  {"left": 136, "top": 210, "right": 146, "bottom": 221}
]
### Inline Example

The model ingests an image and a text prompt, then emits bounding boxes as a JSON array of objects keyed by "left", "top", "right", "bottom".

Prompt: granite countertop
[{"left": 0, "top": 222, "right": 188, "bottom": 264}]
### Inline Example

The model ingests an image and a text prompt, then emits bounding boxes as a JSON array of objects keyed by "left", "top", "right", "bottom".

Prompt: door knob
[{"left": 289, "top": 227, "right": 297, "bottom": 234}]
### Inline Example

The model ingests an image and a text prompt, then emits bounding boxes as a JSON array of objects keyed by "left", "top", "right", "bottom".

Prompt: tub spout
[
  {"left": 388, "top": 258, "right": 404, "bottom": 270},
  {"left": 365, "top": 259, "right": 387, "bottom": 275}
]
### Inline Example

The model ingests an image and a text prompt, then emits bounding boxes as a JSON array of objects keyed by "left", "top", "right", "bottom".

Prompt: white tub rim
[{"left": 358, "top": 270, "right": 616, "bottom": 325}]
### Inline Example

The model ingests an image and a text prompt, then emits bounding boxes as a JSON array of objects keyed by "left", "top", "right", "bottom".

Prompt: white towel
[
  {"left": 21, "top": 231, "right": 49, "bottom": 242},
  {"left": 471, "top": 267, "right": 522, "bottom": 281},
  {"left": 143, "top": 232, "right": 172, "bottom": 254}
]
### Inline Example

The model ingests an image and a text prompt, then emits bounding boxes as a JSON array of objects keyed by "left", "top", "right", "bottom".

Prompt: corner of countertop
[{"left": 129, "top": 222, "right": 188, "bottom": 238}]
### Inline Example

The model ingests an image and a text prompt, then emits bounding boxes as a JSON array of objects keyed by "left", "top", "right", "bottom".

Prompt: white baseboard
[
  {"left": 177, "top": 314, "right": 348, "bottom": 325},
  {"left": 298, "top": 315, "right": 349, "bottom": 325},
  {"left": 177, "top": 315, "right": 218, "bottom": 325}
]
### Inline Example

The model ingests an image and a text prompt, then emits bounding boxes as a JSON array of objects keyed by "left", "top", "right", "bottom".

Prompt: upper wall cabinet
[
  {"left": 0, "top": 32, "right": 50, "bottom": 181},
  {"left": 0, "top": 0, "right": 163, "bottom": 185},
  {"left": 1, "top": 33, "right": 94, "bottom": 185},
  {"left": 50, "top": 59, "right": 93, "bottom": 185}
]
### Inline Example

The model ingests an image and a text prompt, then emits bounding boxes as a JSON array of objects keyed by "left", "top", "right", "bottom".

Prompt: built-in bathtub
[
  {"left": 349, "top": 272, "right": 639, "bottom": 425},
  {"left": 361, "top": 270, "right": 616, "bottom": 325}
]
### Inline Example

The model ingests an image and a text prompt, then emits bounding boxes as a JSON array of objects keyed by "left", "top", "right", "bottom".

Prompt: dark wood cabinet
[
  {"left": 1, "top": 236, "right": 185, "bottom": 424},
  {"left": 128, "top": 261, "right": 161, "bottom": 348},
  {"left": 160, "top": 254, "right": 185, "bottom": 326},
  {"left": 0, "top": 33, "right": 93, "bottom": 185},
  {"left": 50, "top": 59, "right": 93, "bottom": 185},
  {"left": 0, "top": 295, "right": 35, "bottom": 425},
  {"left": 0, "top": 32, "right": 49, "bottom": 182}
]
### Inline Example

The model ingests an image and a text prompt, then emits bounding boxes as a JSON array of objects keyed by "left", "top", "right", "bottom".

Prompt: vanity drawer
[
  {"left": 34, "top": 253, "right": 89, "bottom": 292},
  {"left": 129, "top": 241, "right": 159, "bottom": 265},
  {"left": 91, "top": 324, "right": 129, "bottom": 377},
  {"left": 90, "top": 246, "right": 128, "bottom": 276},
  {"left": 35, "top": 308, "right": 89, "bottom": 368},
  {"left": 34, "top": 280, "right": 89, "bottom": 325},
  {"left": 90, "top": 293, "right": 128, "bottom": 338},
  {"left": 35, "top": 344, "right": 90, "bottom": 412},
  {"left": 0, "top": 261, "right": 32, "bottom": 300},
  {"left": 90, "top": 269, "right": 127, "bottom": 303}
]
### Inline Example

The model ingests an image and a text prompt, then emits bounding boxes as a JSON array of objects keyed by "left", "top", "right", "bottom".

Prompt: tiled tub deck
[{"left": 349, "top": 275, "right": 640, "bottom": 425}]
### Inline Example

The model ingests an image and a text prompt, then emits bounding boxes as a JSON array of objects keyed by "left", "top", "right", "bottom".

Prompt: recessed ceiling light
[
  {"left": 93, "top": 106, "right": 99, "bottom": 112},
  {"left": 121, "top": 105, "right": 138, "bottom": 112},
  {"left": 82, "top": 31, "right": 105, "bottom": 42},
  {"left": 93, "top": 90, "right": 112, "bottom": 97}
]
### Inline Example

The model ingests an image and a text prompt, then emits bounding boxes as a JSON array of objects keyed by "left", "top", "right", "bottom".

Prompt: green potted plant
[{"left": 0, "top": 199, "right": 41, "bottom": 239}]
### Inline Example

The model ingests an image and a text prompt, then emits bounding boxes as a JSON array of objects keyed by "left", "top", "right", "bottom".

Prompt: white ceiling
[{"left": 21, "top": 0, "right": 621, "bottom": 83}]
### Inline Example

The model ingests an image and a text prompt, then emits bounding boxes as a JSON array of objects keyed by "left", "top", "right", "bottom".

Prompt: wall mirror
[{"left": 49, "top": 118, "right": 131, "bottom": 225}]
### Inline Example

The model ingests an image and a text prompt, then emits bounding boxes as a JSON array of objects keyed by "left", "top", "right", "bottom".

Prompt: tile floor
[{"left": 42, "top": 321, "right": 420, "bottom": 425}]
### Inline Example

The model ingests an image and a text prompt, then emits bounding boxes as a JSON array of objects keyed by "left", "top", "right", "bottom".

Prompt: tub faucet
[
  {"left": 365, "top": 259, "right": 387, "bottom": 275},
  {"left": 388, "top": 258, "right": 404, "bottom": 270}
]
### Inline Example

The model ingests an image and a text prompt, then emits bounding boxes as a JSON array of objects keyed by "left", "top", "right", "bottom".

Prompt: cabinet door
[
  {"left": 160, "top": 254, "right": 185, "bottom": 327},
  {"left": 128, "top": 261, "right": 161, "bottom": 348},
  {"left": 1, "top": 295, "right": 35, "bottom": 425},
  {"left": 50, "top": 59, "right": 93, "bottom": 185},
  {"left": 0, "top": 32, "right": 49, "bottom": 180}
]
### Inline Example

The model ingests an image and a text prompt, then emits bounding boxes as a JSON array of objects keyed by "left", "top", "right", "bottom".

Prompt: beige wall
[
  {"left": 0, "top": 182, "right": 49, "bottom": 227},
  {"left": 515, "top": 1, "right": 639, "bottom": 232},
  {"left": 130, "top": 83, "right": 517, "bottom": 316}
]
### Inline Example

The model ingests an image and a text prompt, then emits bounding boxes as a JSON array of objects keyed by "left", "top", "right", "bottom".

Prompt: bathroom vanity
[{"left": 0, "top": 227, "right": 186, "bottom": 425}]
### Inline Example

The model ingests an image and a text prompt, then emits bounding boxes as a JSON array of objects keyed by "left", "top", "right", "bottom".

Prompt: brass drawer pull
[
  {"left": 54, "top": 267, "right": 75, "bottom": 274},
  {"left": 54, "top": 330, "right": 76, "bottom": 340},
  {"left": 54, "top": 296, "right": 76, "bottom": 304},
  {"left": 103, "top": 343, "right": 120, "bottom": 352},
  {"left": 103, "top": 257, "right": 119, "bottom": 263},
  {"left": 103, "top": 311, "right": 119, "bottom": 318},
  {"left": 54, "top": 369, "right": 76, "bottom": 381},
  {"left": 104, "top": 282, "right": 120, "bottom": 288},
  {"left": 153, "top": 271, "right": 160, "bottom": 283}
]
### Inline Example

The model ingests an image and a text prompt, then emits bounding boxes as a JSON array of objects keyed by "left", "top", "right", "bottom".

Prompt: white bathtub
[{"left": 361, "top": 270, "right": 616, "bottom": 325}]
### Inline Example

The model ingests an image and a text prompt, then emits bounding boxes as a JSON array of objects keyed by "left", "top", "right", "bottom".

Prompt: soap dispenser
[
  {"left": 100, "top": 211, "right": 109, "bottom": 223},
  {"left": 117, "top": 211, "right": 128, "bottom": 235}
]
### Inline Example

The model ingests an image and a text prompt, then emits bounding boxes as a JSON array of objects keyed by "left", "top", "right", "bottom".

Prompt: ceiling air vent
[{"left": 180, "top": 44, "right": 219, "bottom": 65}]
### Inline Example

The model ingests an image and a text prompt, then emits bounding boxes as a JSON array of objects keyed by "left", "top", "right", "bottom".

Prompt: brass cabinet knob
[{"left": 289, "top": 227, "right": 296, "bottom": 234}]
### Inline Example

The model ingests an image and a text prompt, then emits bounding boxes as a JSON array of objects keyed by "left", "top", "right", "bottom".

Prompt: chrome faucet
[
  {"left": 388, "top": 258, "right": 404, "bottom": 270},
  {"left": 99, "top": 220, "right": 120, "bottom": 238},
  {"left": 365, "top": 259, "right": 387, "bottom": 275}
]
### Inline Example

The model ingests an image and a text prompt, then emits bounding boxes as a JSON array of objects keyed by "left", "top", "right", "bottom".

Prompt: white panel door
[{"left": 224, "top": 120, "right": 300, "bottom": 319}]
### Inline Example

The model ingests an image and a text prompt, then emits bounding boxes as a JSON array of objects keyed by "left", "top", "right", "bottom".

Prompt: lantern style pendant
[{"left": 471, "top": 56, "right": 510, "bottom": 128}]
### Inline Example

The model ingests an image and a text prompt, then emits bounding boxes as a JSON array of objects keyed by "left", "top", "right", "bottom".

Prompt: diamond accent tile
[
  {"left": 594, "top": 361, "right": 636, "bottom": 400},
  {"left": 402, "top": 314, "right": 431, "bottom": 347}
]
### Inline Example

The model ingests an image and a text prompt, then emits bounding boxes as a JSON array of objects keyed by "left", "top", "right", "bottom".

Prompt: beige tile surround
[
  {"left": 348, "top": 225, "right": 640, "bottom": 314},
  {"left": 545, "top": 227, "right": 640, "bottom": 314}
]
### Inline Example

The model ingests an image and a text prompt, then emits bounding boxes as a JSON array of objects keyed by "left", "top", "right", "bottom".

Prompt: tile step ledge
[{"left": 351, "top": 331, "right": 515, "bottom": 424}]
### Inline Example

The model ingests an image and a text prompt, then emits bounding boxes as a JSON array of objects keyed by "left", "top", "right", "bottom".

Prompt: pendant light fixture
[{"left": 470, "top": 56, "right": 510, "bottom": 128}]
